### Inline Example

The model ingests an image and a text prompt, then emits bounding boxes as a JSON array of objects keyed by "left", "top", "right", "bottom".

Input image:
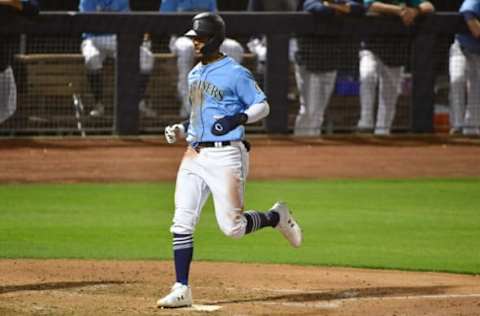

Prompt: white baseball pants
[
  {"left": 170, "top": 36, "right": 244, "bottom": 116},
  {"left": 81, "top": 35, "right": 154, "bottom": 74},
  {"left": 294, "top": 66, "right": 337, "bottom": 136},
  {"left": 449, "top": 40, "right": 480, "bottom": 135},
  {"left": 358, "top": 49, "right": 403, "bottom": 135},
  {"left": 171, "top": 142, "right": 249, "bottom": 239},
  {"left": 0, "top": 66, "right": 17, "bottom": 124}
]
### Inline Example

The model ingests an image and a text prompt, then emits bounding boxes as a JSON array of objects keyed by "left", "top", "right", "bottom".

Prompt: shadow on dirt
[
  {"left": 0, "top": 280, "right": 130, "bottom": 294},
  {"left": 211, "top": 285, "right": 454, "bottom": 305}
]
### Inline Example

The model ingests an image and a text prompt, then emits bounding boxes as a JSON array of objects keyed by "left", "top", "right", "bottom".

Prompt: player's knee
[
  {"left": 450, "top": 74, "right": 466, "bottom": 85},
  {"left": 170, "top": 209, "right": 198, "bottom": 235},
  {"left": 140, "top": 49, "right": 154, "bottom": 74},
  {"left": 218, "top": 215, "right": 247, "bottom": 239},
  {"left": 221, "top": 226, "right": 245, "bottom": 239},
  {"left": 84, "top": 56, "right": 103, "bottom": 72}
]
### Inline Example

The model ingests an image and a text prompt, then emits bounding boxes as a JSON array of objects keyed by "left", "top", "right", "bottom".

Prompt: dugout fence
[{"left": 0, "top": 12, "right": 467, "bottom": 136}]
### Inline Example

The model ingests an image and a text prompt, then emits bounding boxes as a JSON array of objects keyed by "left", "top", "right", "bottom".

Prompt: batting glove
[
  {"left": 211, "top": 113, "right": 248, "bottom": 136},
  {"left": 164, "top": 123, "right": 186, "bottom": 144}
]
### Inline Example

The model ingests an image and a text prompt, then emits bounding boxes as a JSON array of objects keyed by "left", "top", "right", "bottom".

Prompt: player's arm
[
  {"left": 211, "top": 70, "right": 269, "bottom": 136},
  {"left": 417, "top": 1, "right": 434, "bottom": 14},
  {"left": 211, "top": 101, "right": 269, "bottom": 136},
  {"left": 464, "top": 12, "right": 480, "bottom": 38},
  {"left": 325, "top": 1, "right": 365, "bottom": 16},
  {"left": 366, "top": 1, "right": 405, "bottom": 16}
]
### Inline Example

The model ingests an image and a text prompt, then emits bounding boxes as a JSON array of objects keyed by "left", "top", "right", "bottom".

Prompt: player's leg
[
  {"left": 247, "top": 36, "right": 267, "bottom": 74},
  {"left": 463, "top": 52, "right": 480, "bottom": 136},
  {"left": 314, "top": 70, "right": 337, "bottom": 134},
  {"left": 138, "top": 38, "right": 157, "bottom": 118},
  {"left": 294, "top": 65, "right": 317, "bottom": 136},
  {"left": 220, "top": 38, "right": 244, "bottom": 64},
  {"left": 170, "top": 36, "right": 195, "bottom": 118},
  {"left": 449, "top": 40, "right": 467, "bottom": 134},
  {"left": 205, "top": 144, "right": 302, "bottom": 247},
  {"left": 81, "top": 37, "right": 106, "bottom": 117},
  {"left": 295, "top": 69, "right": 336, "bottom": 136},
  {"left": 0, "top": 66, "right": 17, "bottom": 124},
  {"left": 157, "top": 150, "right": 210, "bottom": 308},
  {"left": 291, "top": 38, "right": 306, "bottom": 114},
  {"left": 357, "top": 49, "right": 379, "bottom": 132},
  {"left": 375, "top": 62, "right": 402, "bottom": 135}
]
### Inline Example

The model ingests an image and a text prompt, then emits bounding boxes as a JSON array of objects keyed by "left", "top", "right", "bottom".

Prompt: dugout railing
[{"left": 0, "top": 12, "right": 467, "bottom": 136}]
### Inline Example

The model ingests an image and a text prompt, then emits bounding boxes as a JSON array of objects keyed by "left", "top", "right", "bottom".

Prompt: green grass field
[{"left": 1, "top": 179, "right": 479, "bottom": 274}]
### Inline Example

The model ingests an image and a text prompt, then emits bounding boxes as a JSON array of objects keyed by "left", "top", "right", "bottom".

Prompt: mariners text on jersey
[{"left": 189, "top": 80, "right": 224, "bottom": 102}]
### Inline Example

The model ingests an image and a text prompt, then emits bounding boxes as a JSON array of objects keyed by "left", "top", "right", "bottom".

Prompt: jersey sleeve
[
  {"left": 235, "top": 68, "right": 266, "bottom": 107},
  {"left": 160, "top": 0, "right": 177, "bottom": 12}
]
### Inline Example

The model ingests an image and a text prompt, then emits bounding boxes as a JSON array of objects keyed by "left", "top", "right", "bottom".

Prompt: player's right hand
[{"left": 164, "top": 123, "right": 185, "bottom": 144}]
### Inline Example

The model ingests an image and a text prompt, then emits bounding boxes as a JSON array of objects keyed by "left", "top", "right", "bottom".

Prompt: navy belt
[
  {"left": 194, "top": 140, "right": 251, "bottom": 152},
  {"left": 197, "top": 141, "right": 231, "bottom": 148}
]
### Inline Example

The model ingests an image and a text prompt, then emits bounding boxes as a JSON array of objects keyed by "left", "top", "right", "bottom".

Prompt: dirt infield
[{"left": 1, "top": 135, "right": 480, "bottom": 315}]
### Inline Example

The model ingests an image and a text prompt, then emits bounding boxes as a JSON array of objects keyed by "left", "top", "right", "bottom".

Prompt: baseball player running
[
  {"left": 79, "top": 0, "right": 157, "bottom": 118},
  {"left": 157, "top": 12, "right": 303, "bottom": 308},
  {"left": 160, "top": 0, "right": 245, "bottom": 118}
]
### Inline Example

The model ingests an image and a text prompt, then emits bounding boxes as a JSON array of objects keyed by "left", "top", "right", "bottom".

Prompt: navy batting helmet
[{"left": 185, "top": 12, "right": 226, "bottom": 56}]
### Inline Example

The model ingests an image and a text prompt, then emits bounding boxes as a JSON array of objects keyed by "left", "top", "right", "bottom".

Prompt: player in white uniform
[
  {"left": 157, "top": 12, "right": 303, "bottom": 308},
  {"left": 357, "top": 0, "right": 434, "bottom": 135},
  {"left": 160, "top": 0, "right": 245, "bottom": 118},
  {"left": 80, "top": 0, "right": 157, "bottom": 118},
  {"left": 449, "top": 0, "right": 480, "bottom": 136}
]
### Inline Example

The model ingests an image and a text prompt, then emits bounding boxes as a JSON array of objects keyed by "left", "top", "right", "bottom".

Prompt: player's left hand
[{"left": 211, "top": 113, "right": 248, "bottom": 136}]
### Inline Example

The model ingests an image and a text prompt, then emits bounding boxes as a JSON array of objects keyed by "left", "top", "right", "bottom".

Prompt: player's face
[{"left": 192, "top": 36, "right": 208, "bottom": 55}]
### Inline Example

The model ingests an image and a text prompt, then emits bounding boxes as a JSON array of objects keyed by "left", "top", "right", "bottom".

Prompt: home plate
[{"left": 191, "top": 304, "right": 222, "bottom": 312}]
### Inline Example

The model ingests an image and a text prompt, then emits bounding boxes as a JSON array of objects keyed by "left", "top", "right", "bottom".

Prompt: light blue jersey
[
  {"left": 456, "top": 0, "right": 480, "bottom": 54},
  {"left": 160, "top": 0, "right": 217, "bottom": 12},
  {"left": 79, "top": 0, "right": 130, "bottom": 38},
  {"left": 186, "top": 56, "right": 266, "bottom": 144}
]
